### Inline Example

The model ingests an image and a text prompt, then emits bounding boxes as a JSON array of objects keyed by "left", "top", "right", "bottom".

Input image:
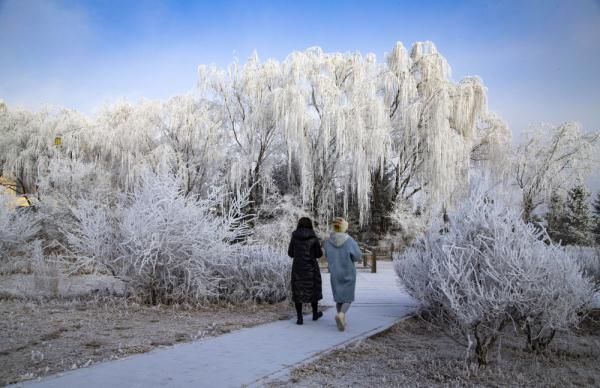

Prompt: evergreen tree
[
  {"left": 563, "top": 183, "right": 593, "bottom": 246},
  {"left": 545, "top": 190, "right": 567, "bottom": 244},
  {"left": 592, "top": 192, "right": 600, "bottom": 245}
]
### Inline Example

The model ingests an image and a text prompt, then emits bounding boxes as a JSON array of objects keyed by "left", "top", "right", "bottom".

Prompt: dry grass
[
  {"left": 0, "top": 297, "right": 292, "bottom": 386},
  {"left": 271, "top": 311, "right": 600, "bottom": 387}
]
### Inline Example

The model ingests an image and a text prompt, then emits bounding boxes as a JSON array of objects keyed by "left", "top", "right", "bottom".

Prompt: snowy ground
[
  {"left": 0, "top": 273, "right": 125, "bottom": 299},
  {"left": 11, "top": 262, "right": 417, "bottom": 388}
]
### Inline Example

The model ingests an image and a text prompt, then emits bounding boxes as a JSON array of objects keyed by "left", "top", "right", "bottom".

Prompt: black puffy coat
[{"left": 287, "top": 228, "right": 323, "bottom": 303}]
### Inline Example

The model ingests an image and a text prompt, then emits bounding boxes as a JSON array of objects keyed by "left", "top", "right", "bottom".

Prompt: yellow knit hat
[{"left": 332, "top": 217, "right": 348, "bottom": 233}]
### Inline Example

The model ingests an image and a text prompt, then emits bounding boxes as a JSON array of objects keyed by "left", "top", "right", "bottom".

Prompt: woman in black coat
[{"left": 287, "top": 217, "right": 323, "bottom": 325}]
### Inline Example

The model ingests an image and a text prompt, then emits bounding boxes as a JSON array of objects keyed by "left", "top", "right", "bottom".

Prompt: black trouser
[{"left": 295, "top": 302, "right": 318, "bottom": 319}]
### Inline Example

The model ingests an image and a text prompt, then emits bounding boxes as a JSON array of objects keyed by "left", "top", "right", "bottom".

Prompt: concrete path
[{"left": 17, "top": 262, "right": 417, "bottom": 388}]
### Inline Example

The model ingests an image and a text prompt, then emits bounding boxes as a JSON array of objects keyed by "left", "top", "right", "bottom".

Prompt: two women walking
[{"left": 287, "top": 216, "right": 362, "bottom": 331}]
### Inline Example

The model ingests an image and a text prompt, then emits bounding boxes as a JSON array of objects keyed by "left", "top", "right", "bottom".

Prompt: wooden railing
[{"left": 320, "top": 243, "right": 397, "bottom": 274}]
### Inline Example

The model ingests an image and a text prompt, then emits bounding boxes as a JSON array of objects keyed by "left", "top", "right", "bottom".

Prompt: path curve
[{"left": 17, "top": 262, "right": 417, "bottom": 388}]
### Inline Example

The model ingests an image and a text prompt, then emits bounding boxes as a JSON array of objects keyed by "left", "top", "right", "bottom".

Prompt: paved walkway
[{"left": 18, "top": 262, "right": 417, "bottom": 388}]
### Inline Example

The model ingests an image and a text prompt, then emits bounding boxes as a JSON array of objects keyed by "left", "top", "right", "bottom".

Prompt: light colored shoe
[
  {"left": 335, "top": 312, "right": 345, "bottom": 331},
  {"left": 335, "top": 313, "right": 343, "bottom": 331}
]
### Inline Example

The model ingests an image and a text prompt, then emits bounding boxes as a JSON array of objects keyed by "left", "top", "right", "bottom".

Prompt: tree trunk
[{"left": 522, "top": 195, "right": 534, "bottom": 223}]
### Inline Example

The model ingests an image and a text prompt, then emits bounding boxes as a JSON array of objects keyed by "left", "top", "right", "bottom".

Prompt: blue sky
[{"left": 1, "top": 0, "right": 599, "bottom": 138}]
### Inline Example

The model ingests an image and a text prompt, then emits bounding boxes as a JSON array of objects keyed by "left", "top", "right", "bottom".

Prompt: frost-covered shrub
[
  {"left": 566, "top": 246, "right": 600, "bottom": 286},
  {"left": 212, "top": 245, "right": 291, "bottom": 304},
  {"left": 62, "top": 198, "right": 119, "bottom": 275},
  {"left": 116, "top": 172, "right": 251, "bottom": 305},
  {"left": 387, "top": 199, "right": 428, "bottom": 248},
  {"left": 0, "top": 190, "right": 40, "bottom": 261},
  {"left": 62, "top": 172, "right": 293, "bottom": 306},
  {"left": 395, "top": 191, "right": 595, "bottom": 365},
  {"left": 514, "top": 243, "right": 595, "bottom": 352},
  {"left": 254, "top": 193, "right": 309, "bottom": 250},
  {"left": 35, "top": 158, "right": 114, "bottom": 247}
]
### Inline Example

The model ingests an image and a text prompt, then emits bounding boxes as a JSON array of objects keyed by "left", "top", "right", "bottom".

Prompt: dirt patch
[
  {"left": 0, "top": 297, "right": 293, "bottom": 386},
  {"left": 271, "top": 311, "right": 600, "bottom": 387}
]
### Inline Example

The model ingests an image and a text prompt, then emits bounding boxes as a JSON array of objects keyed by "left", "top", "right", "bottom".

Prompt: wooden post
[
  {"left": 371, "top": 251, "right": 377, "bottom": 273},
  {"left": 363, "top": 251, "right": 368, "bottom": 267},
  {"left": 390, "top": 243, "right": 394, "bottom": 260}
]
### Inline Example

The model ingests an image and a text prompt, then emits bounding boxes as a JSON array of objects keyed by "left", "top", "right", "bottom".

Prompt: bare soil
[
  {"left": 272, "top": 311, "right": 600, "bottom": 387},
  {"left": 0, "top": 297, "right": 293, "bottom": 386}
]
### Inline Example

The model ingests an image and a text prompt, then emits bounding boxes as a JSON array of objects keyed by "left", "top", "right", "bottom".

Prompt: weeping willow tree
[
  {"left": 197, "top": 41, "right": 509, "bottom": 228},
  {"left": 275, "top": 48, "right": 390, "bottom": 225},
  {"left": 382, "top": 42, "right": 503, "bottom": 209},
  {"left": 153, "top": 96, "right": 223, "bottom": 196},
  {"left": 199, "top": 53, "right": 285, "bottom": 209},
  {"left": 90, "top": 100, "right": 164, "bottom": 191},
  {"left": 0, "top": 103, "right": 91, "bottom": 195}
]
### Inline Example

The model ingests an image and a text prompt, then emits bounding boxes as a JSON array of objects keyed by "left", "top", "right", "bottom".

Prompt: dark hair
[{"left": 297, "top": 217, "right": 313, "bottom": 230}]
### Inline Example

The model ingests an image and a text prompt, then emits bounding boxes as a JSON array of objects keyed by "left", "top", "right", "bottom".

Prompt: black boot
[
  {"left": 312, "top": 302, "right": 323, "bottom": 321},
  {"left": 295, "top": 303, "right": 303, "bottom": 325}
]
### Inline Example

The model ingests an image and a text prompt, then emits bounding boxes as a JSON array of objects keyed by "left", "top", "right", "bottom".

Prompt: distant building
[{"left": 0, "top": 176, "right": 32, "bottom": 209}]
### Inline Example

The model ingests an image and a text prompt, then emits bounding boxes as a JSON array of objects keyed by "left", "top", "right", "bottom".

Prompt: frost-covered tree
[
  {"left": 563, "top": 183, "right": 593, "bottom": 246},
  {"left": 383, "top": 42, "right": 490, "bottom": 207},
  {"left": 545, "top": 190, "right": 568, "bottom": 244},
  {"left": 275, "top": 48, "right": 390, "bottom": 224},
  {"left": 514, "top": 122, "right": 599, "bottom": 223},
  {"left": 387, "top": 197, "right": 427, "bottom": 247},
  {"left": 470, "top": 112, "right": 512, "bottom": 181},
  {"left": 78, "top": 97, "right": 226, "bottom": 197},
  {"left": 0, "top": 105, "right": 86, "bottom": 195},
  {"left": 592, "top": 192, "right": 600, "bottom": 245},
  {"left": 375, "top": 42, "right": 509, "bottom": 231},
  {"left": 91, "top": 100, "right": 163, "bottom": 191},
  {"left": 195, "top": 42, "right": 507, "bottom": 228},
  {"left": 155, "top": 96, "right": 223, "bottom": 195},
  {"left": 199, "top": 53, "right": 284, "bottom": 207}
]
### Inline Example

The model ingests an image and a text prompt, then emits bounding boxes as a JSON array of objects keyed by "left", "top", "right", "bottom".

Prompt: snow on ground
[{"left": 0, "top": 274, "right": 125, "bottom": 299}]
